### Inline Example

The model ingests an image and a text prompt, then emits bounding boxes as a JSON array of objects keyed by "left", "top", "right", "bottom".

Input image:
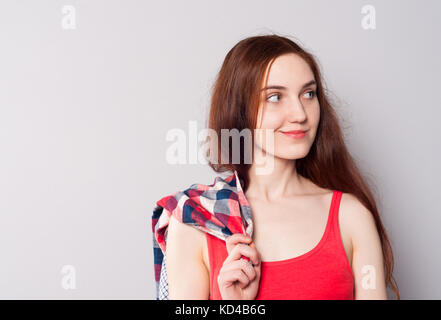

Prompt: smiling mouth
[{"left": 280, "top": 130, "right": 307, "bottom": 139}]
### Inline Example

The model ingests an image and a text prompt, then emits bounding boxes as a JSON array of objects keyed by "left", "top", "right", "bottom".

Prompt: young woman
[{"left": 164, "top": 34, "right": 399, "bottom": 300}]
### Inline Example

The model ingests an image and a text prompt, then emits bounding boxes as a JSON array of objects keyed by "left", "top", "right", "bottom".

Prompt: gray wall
[{"left": 0, "top": 0, "right": 440, "bottom": 299}]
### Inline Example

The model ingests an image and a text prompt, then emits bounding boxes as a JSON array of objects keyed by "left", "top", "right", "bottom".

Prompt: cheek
[
  {"left": 257, "top": 109, "right": 284, "bottom": 129},
  {"left": 307, "top": 103, "right": 320, "bottom": 127},
  {"left": 254, "top": 108, "right": 282, "bottom": 151}
]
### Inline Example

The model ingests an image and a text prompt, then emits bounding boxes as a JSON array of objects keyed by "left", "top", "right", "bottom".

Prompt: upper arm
[
  {"left": 165, "top": 215, "right": 210, "bottom": 299},
  {"left": 340, "top": 193, "right": 388, "bottom": 300}
]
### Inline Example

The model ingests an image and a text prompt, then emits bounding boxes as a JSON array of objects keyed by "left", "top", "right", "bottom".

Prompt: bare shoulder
[
  {"left": 339, "top": 193, "right": 376, "bottom": 225},
  {"left": 166, "top": 215, "right": 210, "bottom": 299},
  {"left": 338, "top": 192, "right": 388, "bottom": 299},
  {"left": 167, "top": 215, "right": 206, "bottom": 256},
  {"left": 339, "top": 192, "right": 379, "bottom": 248}
]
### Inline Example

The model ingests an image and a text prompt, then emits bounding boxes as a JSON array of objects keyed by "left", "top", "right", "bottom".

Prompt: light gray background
[{"left": 0, "top": 0, "right": 440, "bottom": 299}]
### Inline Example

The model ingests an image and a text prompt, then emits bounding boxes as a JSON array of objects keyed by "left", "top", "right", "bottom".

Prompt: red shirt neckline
[{"left": 259, "top": 190, "right": 337, "bottom": 267}]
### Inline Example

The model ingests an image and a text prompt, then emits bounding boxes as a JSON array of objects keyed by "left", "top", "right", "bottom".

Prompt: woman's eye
[
  {"left": 267, "top": 93, "right": 281, "bottom": 103},
  {"left": 304, "top": 90, "right": 316, "bottom": 99}
]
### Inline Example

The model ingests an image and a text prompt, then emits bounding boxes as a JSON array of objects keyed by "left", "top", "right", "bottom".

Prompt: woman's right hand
[{"left": 217, "top": 233, "right": 261, "bottom": 300}]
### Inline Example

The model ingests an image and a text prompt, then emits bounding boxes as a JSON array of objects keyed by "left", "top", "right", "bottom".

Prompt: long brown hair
[{"left": 204, "top": 34, "right": 399, "bottom": 299}]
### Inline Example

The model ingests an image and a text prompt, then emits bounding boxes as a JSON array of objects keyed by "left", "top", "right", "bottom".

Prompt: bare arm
[
  {"left": 165, "top": 215, "right": 210, "bottom": 299},
  {"left": 340, "top": 193, "right": 388, "bottom": 299}
]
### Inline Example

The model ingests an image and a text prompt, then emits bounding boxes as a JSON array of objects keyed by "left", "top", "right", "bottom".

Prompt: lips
[
  {"left": 282, "top": 130, "right": 306, "bottom": 134},
  {"left": 281, "top": 129, "right": 307, "bottom": 139}
]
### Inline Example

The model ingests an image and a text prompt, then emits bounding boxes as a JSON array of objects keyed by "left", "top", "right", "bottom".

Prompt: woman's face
[{"left": 255, "top": 53, "right": 320, "bottom": 161}]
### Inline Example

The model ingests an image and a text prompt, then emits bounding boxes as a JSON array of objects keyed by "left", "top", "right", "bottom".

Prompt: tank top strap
[
  {"left": 327, "top": 190, "right": 343, "bottom": 240},
  {"left": 205, "top": 232, "right": 228, "bottom": 300}
]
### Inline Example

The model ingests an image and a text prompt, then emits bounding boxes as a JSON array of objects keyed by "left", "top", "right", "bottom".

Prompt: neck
[{"left": 245, "top": 155, "right": 308, "bottom": 202}]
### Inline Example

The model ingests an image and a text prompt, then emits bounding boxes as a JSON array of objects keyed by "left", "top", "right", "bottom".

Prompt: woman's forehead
[{"left": 264, "top": 54, "right": 314, "bottom": 89}]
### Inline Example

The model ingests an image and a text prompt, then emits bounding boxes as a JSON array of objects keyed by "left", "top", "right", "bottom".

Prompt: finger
[
  {"left": 221, "top": 258, "right": 257, "bottom": 282},
  {"left": 226, "top": 233, "right": 252, "bottom": 253},
  {"left": 224, "top": 243, "right": 260, "bottom": 265},
  {"left": 225, "top": 234, "right": 254, "bottom": 264},
  {"left": 248, "top": 242, "right": 261, "bottom": 265},
  {"left": 254, "top": 264, "right": 261, "bottom": 279},
  {"left": 218, "top": 269, "right": 250, "bottom": 290}
]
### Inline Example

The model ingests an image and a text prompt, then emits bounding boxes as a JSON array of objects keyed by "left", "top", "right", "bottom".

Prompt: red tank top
[{"left": 205, "top": 190, "right": 354, "bottom": 300}]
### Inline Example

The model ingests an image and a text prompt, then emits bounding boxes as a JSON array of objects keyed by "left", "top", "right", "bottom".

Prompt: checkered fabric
[{"left": 151, "top": 170, "right": 253, "bottom": 300}]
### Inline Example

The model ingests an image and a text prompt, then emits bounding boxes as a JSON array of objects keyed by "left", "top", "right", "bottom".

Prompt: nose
[{"left": 286, "top": 98, "right": 307, "bottom": 123}]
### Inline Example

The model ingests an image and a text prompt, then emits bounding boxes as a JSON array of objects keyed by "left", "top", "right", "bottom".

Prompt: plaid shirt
[{"left": 151, "top": 170, "right": 253, "bottom": 300}]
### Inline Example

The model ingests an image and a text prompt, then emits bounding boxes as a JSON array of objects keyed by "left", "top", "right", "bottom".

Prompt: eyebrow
[{"left": 260, "top": 80, "right": 316, "bottom": 91}]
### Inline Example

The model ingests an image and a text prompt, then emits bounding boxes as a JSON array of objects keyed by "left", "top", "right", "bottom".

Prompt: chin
[
  {"left": 276, "top": 153, "right": 309, "bottom": 161},
  {"left": 272, "top": 144, "right": 311, "bottom": 160}
]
